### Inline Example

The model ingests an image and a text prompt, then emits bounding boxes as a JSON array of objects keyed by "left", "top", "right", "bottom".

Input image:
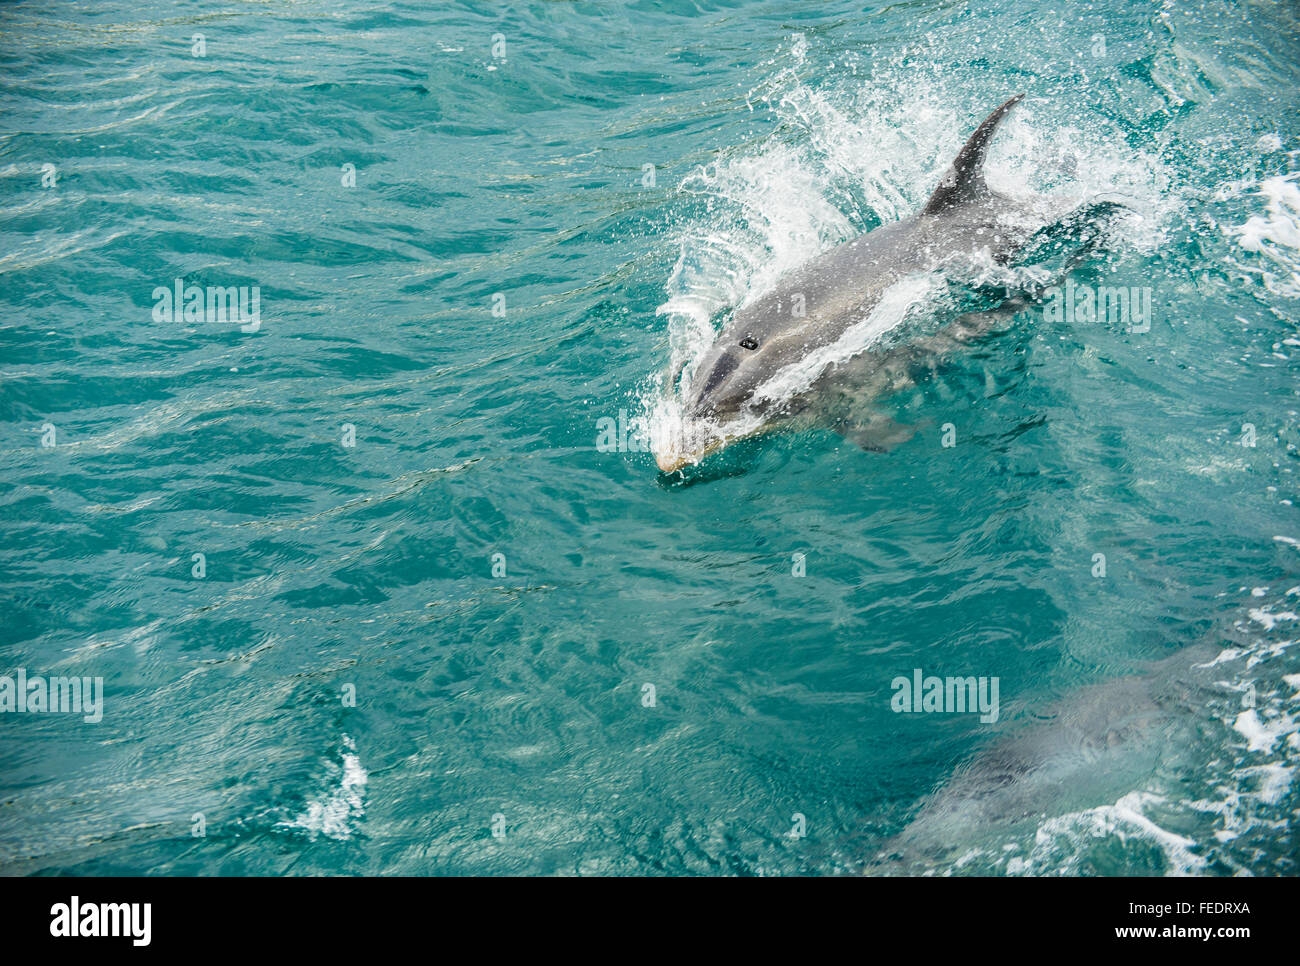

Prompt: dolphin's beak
[
  {"left": 654, "top": 433, "right": 702, "bottom": 472},
  {"left": 652, "top": 394, "right": 736, "bottom": 473},
  {"left": 653, "top": 432, "right": 727, "bottom": 474},
  {"left": 655, "top": 449, "right": 692, "bottom": 473}
]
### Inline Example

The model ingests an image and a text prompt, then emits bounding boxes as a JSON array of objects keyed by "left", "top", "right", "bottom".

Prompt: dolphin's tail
[{"left": 922, "top": 94, "right": 1025, "bottom": 216}]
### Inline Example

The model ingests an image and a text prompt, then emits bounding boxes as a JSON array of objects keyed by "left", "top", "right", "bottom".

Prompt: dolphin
[
  {"left": 865, "top": 640, "right": 1242, "bottom": 875},
  {"left": 654, "top": 94, "right": 1100, "bottom": 473}
]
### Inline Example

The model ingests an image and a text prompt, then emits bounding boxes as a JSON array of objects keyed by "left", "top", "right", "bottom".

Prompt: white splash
[
  {"left": 1015, "top": 791, "right": 1207, "bottom": 877},
  {"left": 282, "top": 735, "right": 368, "bottom": 841},
  {"left": 1233, "top": 708, "right": 1297, "bottom": 755},
  {"left": 1248, "top": 606, "right": 1298, "bottom": 631},
  {"left": 1227, "top": 174, "right": 1300, "bottom": 298}
]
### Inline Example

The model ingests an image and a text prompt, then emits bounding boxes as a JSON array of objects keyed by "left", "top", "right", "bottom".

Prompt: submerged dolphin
[
  {"left": 867, "top": 640, "right": 1233, "bottom": 875},
  {"left": 655, "top": 94, "right": 1086, "bottom": 473}
]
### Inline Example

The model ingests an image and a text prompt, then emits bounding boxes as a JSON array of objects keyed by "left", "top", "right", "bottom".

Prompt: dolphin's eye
[{"left": 739, "top": 337, "right": 759, "bottom": 350}]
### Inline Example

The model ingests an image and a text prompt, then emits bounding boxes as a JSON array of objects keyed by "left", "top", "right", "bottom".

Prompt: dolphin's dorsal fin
[{"left": 922, "top": 94, "right": 1024, "bottom": 216}]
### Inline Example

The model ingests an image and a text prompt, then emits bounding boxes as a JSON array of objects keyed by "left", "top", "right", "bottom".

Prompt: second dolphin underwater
[{"left": 654, "top": 93, "right": 1116, "bottom": 474}]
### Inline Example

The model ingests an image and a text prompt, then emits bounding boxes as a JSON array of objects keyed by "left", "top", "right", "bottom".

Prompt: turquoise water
[{"left": 2, "top": 0, "right": 1299, "bottom": 876}]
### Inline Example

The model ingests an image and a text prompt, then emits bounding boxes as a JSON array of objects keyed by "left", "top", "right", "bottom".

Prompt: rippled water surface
[{"left": 2, "top": 0, "right": 1299, "bottom": 875}]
